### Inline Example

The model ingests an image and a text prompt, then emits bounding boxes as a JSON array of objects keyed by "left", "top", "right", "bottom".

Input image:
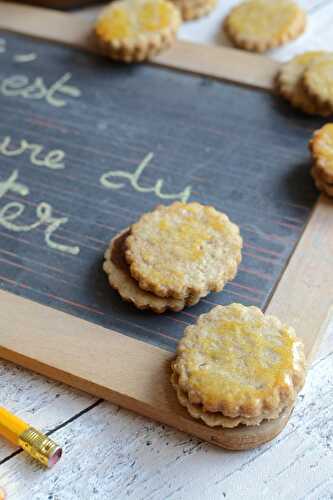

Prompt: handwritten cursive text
[
  {"left": 100, "top": 153, "right": 192, "bottom": 203},
  {"left": 0, "top": 136, "right": 65, "bottom": 170},
  {"left": 0, "top": 170, "right": 80, "bottom": 255},
  {"left": 0, "top": 72, "right": 81, "bottom": 107}
]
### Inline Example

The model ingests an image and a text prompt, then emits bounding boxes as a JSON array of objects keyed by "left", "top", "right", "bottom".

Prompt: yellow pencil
[{"left": 0, "top": 407, "right": 62, "bottom": 467}]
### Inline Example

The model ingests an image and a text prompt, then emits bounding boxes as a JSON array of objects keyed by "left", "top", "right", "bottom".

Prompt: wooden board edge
[
  {"left": 0, "top": 1, "right": 280, "bottom": 90},
  {"left": 266, "top": 194, "right": 333, "bottom": 360},
  {"left": 0, "top": 290, "right": 292, "bottom": 451}
]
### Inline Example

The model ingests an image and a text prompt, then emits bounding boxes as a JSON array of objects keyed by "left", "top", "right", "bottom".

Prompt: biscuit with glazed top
[
  {"left": 171, "top": 372, "right": 290, "bottom": 427},
  {"left": 125, "top": 202, "right": 242, "bottom": 301},
  {"left": 171, "top": 0, "right": 217, "bottom": 21},
  {"left": 303, "top": 58, "right": 333, "bottom": 111},
  {"left": 171, "top": 304, "right": 306, "bottom": 426},
  {"left": 311, "top": 167, "right": 333, "bottom": 198},
  {"left": 309, "top": 124, "right": 333, "bottom": 183},
  {"left": 224, "top": 0, "right": 306, "bottom": 53},
  {"left": 277, "top": 52, "right": 332, "bottom": 116},
  {"left": 95, "top": 0, "right": 181, "bottom": 62},
  {"left": 103, "top": 229, "right": 187, "bottom": 312}
]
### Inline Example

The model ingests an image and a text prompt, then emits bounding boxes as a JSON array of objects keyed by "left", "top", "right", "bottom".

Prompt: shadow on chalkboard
[
  {"left": 85, "top": 253, "right": 173, "bottom": 322},
  {"left": 281, "top": 161, "right": 318, "bottom": 208},
  {"left": 272, "top": 93, "right": 326, "bottom": 131}
]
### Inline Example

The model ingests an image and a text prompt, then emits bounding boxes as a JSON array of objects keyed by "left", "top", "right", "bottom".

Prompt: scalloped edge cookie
[
  {"left": 224, "top": 0, "right": 307, "bottom": 53},
  {"left": 171, "top": 0, "right": 217, "bottom": 21},
  {"left": 303, "top": 58, "right": 333, "bottom": 111},
  {"left": 125, "top": 202, "right": 242, "bottom": 301},
  {"left": 103, "top": 228, "right": 187, "bottom": 313},
  {"left": 277, "top": 52, "right": 333, "bottom": 116},
  {"left": 309, "top": 124, "right": 333, "bottom": 183},
  {"left": 171, "top": 371, "right": 289, "bottom": 427},
  {"left": 95, "top": 0, "right": 181, "bottom": 63},
  {"left": 172, "top": 304, "right": 306, "bottom": 421},
  {"left": 311, "top": 167, "right": 333, "bottom": 198}
]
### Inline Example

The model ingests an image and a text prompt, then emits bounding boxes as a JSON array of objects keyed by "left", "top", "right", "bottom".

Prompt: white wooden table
[{"left": 1, "top": 1, "right": 333, "bottom": 498}]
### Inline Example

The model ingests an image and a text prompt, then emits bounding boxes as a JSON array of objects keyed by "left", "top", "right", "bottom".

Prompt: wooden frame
[{"left": 0, "top": 1, "right": 332, "bottom": 450}]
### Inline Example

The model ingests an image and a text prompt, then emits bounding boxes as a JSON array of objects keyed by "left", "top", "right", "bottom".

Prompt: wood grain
[
  {"left": 0, "top": 340, "right": 332, "bottom": 499},
  {"left": 267, "top": 195, "right": 333, "bottom": 361},
  {"left": 0, "top": 358, "right": 95, "bottom": 461},
  {"left": 0, "top": 1, "right": 279, "bottom": 90},
  {"left": 0, "top": 290, "right": 292, "bottom": 451}
]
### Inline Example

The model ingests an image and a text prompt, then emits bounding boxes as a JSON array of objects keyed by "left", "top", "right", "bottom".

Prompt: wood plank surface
[
  {"left": 0, "top": 360, "right": 95, "bottom": 462},
  {"left": 0, "top": 337, "right": 332, "bottom": 499},
  {"left": 0, "top": 290, "right": 292, "bottom": 451},
  {"left": 266, "top": 195, "right": 333, "bottom": 361}
]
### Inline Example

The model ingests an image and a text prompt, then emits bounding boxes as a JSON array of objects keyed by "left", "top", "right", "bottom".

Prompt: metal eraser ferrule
[{"left": 18, "top": 427, "right": 62, "bottom": 468}]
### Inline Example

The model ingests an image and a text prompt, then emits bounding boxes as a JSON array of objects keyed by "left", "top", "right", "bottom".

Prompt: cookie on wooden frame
[
  {"left": 311, "top": 167, "right": 333, "bottom": 198},
  {"left": 277, "top": 52, "right": 332, "bottom": 116},
  {"left": 125, "top": 202, "right": 242, "bottom": 302},
  {"left": 171, "top": 0, "right": 217, "bottom": 21},
  {"left": 309, "top": 124, "right": 333, "bottom": 184},
  {"left": 95, "top": 0, "right": 181, "bottom": 63},
  {"left": 303, "top": 58, "right": 333, "bottom": 113},
  {"left": 103, "top": 229, "right": 187, "bottom": 313},
  {"left": 172, "top": 304, "right": 306, "bottom": 427}
]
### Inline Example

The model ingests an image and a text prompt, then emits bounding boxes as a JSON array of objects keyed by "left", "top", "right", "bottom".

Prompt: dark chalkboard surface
[{"left": 0, "top": 31, "right": 322, "bottom": 352}]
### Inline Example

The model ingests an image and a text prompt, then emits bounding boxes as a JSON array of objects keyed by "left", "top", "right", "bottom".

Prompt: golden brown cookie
[
  {"left": 309, "top": 124, "right": 333, "bottom": 183},
  {"left": 171, "top": 371, "right": 289, "bottom": 427},
  {"left": 224, "top": 0, "right": 307, "bottom": 53},
  {"left": 125, "top": 202, "right": 242, "bottom": 301},
  {"left": 103, "top": 229, "right": 187, "bottom": 313},
  {"left": 277, "top": 52, "right": 333, "bottom": 116},
  {"left": 95, "top": 0, "right": 181, "bottom": 62},
  {"left": 171, "top": 0, "right": 217, "bottom": 21},
  {"left": 171, "top": 304, "right": 306, "bottom": 427},
  {"left": 303, "top": 57, "right": 333, "bottom": 111},
  {"left": 311, "top": 167, "right": 333, "bottom": 198}
]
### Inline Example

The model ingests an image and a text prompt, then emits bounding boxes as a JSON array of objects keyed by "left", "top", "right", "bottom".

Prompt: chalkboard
[{"left": 0, "top": 31, "right": 323, "bottom": 352}]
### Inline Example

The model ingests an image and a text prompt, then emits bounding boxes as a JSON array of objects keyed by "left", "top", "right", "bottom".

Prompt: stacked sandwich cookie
[
  {"left": 309, "top": 124, "right": 333, "bottom": 197},
  {"left": 224, "top": 0, "right": 306, "bottom": 53},
  {"left": 277, "top": 52, "right": 333, "bottom": 116},
  {"left": 170, "top": 0, "right": 217, "bottom": 21},
  {"left": 303, "top": 57, "right": 333, "bottom": 115},
  {"left": 103, "top": 202, "right": 242, "bottom": 313},
  {"left": 171, "top": 304, "right": 306, "bottom": 427},
  {"left": 95, "top": 0, "right": 181, "bottom": 62}
]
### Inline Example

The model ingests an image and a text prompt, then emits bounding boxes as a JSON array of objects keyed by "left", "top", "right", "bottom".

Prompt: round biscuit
[
  {"left": 303, "top": 57, "right": 333, "bottom": 111},
  {"left": 309, "top": 124, "right": 333, "bottom": 184},
  {"left": 172, "top": 303, "right": 306, "bottom": 419},
  {"left": 171, "top": 371, "right": 291, "bottom": 427},
  {"left": 171, "top": 0, "right": 217, "bottom": 21},
  {"left": 277, "top": 51, "right": 333, "bottom": 116},
  {"left": 103, "top": 229, "right": 187, "bottom": 313},
  {"left": 125, "top": 202, "right": 242, "bottom": 301},
  {"left": 95, "top": 0, "right": 181, "bottom": 63},
  {"left": 224, "top": 0, "right": 306, "bottom": 53},
  {"left": 311, "top": 166, "right": 333, "bottom": 198}
]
